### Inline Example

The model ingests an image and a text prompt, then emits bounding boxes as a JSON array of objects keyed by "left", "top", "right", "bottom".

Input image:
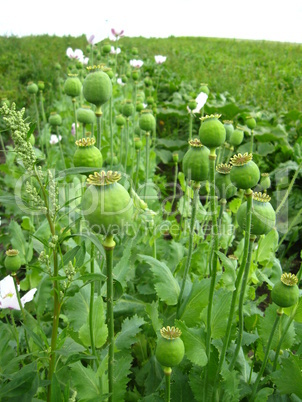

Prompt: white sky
[{"left": 0, "top": 0, "right": 301, "bottom": 43}]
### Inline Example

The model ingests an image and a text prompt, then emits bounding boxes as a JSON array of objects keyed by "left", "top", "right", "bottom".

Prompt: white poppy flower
[{"left": 0, "top": 275, "right": 37, "bottom": 310}]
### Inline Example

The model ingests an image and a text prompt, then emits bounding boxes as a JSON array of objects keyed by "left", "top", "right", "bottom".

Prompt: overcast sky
[{"left": 1, "top": 0, "right": 301, "bottom": 43}]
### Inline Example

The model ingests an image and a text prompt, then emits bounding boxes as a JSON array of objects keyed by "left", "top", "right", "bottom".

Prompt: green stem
[
  {"left": 188, "top": 113, "right": 193, "bottom": 140},
  {"left": 119, "top": 126, "right": 124, "bottom": 163},
  {"left": 229, "top": 236, "right": 255, "bottom": 370},
  {"left": 135, "top": 150, "right": 140, "bottom": 189},
  {"left": 276, "top": 163, "right": 301, "bottom": 215},
  {"left": 250, "top": 130, "right": 254, "bottom": 153},
  {"left": 0, "top": 133, "right": 7, "bottom": 159},
  {"left": 164, "top": 367, "right": 172, "bottom": 402},
  {"left": 96, "top": 112, "right": 102, "bottom": 150},
  {"left": 39, "top": 90, "right": 46, "bottom": 124},
  {"left": 124, "top": 119, "right": 129, "bottom": 171},
  {"left": 33, "top": 93, "right": 41, "bottom": 136},
  {"left": 12, "top": 275, "right": 31, "bottom": 353},
  {"left": 104, "top": 235, "right": 116, "bottom": 402},
  {"left": 171, "top": 162, "right": 178, "bottom": 209},
  {"left": 249, "top": 311, "right": 282, "bottom": 401},
  {"left": 72, "top": 99, "right": 78, "bottom": 140},
  {"left": 109, "top": 96, "right": 114, "bottom": 168},
  {"left": 10, "top": 311, "right": 20, "bottom": 355},
  {"left": 215, "top": 190, "right": 253, "bottom": 381},
  {"left": 56, "top": 127, "right": 66, "bottom": 170},
  {"left": 89, "top": 242, "right": 98, "bottom": 367},
  {"left": 278, "top": 206, "right": 302, "bottom": 248},
  {"left": 179, "top": 179, "right": 189, "bottom": 239},
  {"left": 177, "top": 182, "right": 200, "bottom": 318},
  {"left": 144, "top": 132, "right": 150, "bottom": 199}
]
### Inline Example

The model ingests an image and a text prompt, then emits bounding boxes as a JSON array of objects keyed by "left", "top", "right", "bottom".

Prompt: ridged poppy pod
[
  {"left": 102, "top": 43, "right": 112, "bottom": 54},
  {"left": 199, "top": 83, "right": 210, "bottom": 96},
  {"left": 63, "top": 74, "right": 82, "bottom": 97},
  {"left": 76, "top": 105, "right": 96, "bottom": 125},
  {"left": 134, "top": 137, "right": 143, "bottom": 150},
  {"left": 73, "top": 137, "right": 103, "bottom": 175},
  {"left": 82, "top": 67, "right": 112, "bottom": 113},
  {"left": 271, "top": 273, "right": 300, "bottom": 308},
  {"left": 27, "top": 82, "right": 38, "bottom": 94},
  {"left": 38, "top": 81, "right": 45, "bottom": 91},
  {"left": 215, "top": 164, "right": 237, "bottom": 200},
  {"left": 259, "top": 173, "right": 271, "bottom": 191},
  {"left": 48, "top": 112, "right": 62, "bottom": 127},
  {"left": 122, "top": 100, "right": 134, "bottom": 118},
  {"left": 199, "top": 114, "right": 226, "bottom": 150},
  {"left": 81, "top": 171, "right": 133, "bottom": 236},
  {"left": 188, "top": 99, "right": 197, "bottom": 111},
  {"left": 4, "top": 249, "right": 22, "bottom": 273},
  {"left": 229, "top": 128, "right": 244, "bottom": 146},
  {"left": 155, "top": 326, "right": 185, "bottom": 368},
  {"left": 139, "top": 109, "right": 155, "bottom": 132},
  {"left": 182, "top": 138, "right": 210, "bottom": 182},
  {"left": 236, "top": 192, "right": 276, "bottom": 235},
  {"left": 223, "top": 120, "right": 234, "bottom": 142},
  {"left": 230, "top": 153, "right": 260, "bottom": 190},
  {"left": 136, "top": 101, "right": 144, "bottom": 112}
]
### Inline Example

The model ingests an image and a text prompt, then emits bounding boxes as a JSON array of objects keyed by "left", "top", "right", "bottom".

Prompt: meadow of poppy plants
[{"left": 0, "top": 28, "right": 301, "bottom": 402}]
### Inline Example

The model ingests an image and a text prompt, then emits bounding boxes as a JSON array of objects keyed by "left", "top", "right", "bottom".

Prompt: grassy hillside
[{"left": 0, "top": 34, "right": 301, "bottom": 112}]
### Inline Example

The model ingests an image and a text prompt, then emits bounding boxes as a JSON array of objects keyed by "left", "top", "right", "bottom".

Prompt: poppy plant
[
  {"left": 155, "top": 55, "right": 167, "bottom": 64},
  {"left": 130, "top": 59, "right": 144, "bottom": 68}
]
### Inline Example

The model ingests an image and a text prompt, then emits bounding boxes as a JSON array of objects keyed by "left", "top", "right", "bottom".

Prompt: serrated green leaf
[
  {"left": 64, "top": 285, "right": 90, "bottom": 331},
  {"left": 8, "top": 220, "right": 28, "bottom": 264},
  {"left": 175, "top": 320, "right": 207, "bottom": 367},
  {"left": 79, "top": 295, "right": 108, "bottom": 348},
  {"left": 254, "top": 387, "right": 274, "bottom": 402},
  {"left": 138, "top": 254, "right": 180, "bottom": 305},
  {"left": 113, "top": 238, "right": 133, "bottom": 287},
  {"left": 145, "top": 301, "right": 163, "bottom": 334},
  {"left": 70, "top": 362, "right": 101, "bottom": 400},
  {"left": 220, "top": 367, "right": 240, "bottom": 402},
  {"left": 271, "top": 354, "right": 302, "bottom": 398},
  {"left": 210, "top": 288, "right": 232, "bottom": 339},
  {"left": 257, "top": 229, "right": 279, "bottom": 264},
  {"left": 113, "top": 352, "right": 133, "bottom": 401},
  {"left": 115, "top": 314, "right": 145, "bottom": 351}
]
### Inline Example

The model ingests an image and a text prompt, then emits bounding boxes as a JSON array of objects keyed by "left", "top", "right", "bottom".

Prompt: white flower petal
[{"left": 21, "top": 288, "right": 37, "bottom": 306}]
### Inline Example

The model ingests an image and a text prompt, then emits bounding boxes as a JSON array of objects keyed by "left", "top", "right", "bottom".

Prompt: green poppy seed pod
[
  {"left": 271, "top": 273, "right": 299, "bottom": 308},
  {"left": 4, "top": 249, "right": 22, "bottom": 273},
  {"left": 236, "top": 192, "right": 276, "bottom": 235},
  {"left": 122, "top": 100, "right": 135, "bottom": 118},
  {"left": 139, "top": 109, "right": 156, "bottom": 132},
  {"left": 229, "top": 128, "right": 244, "bottom": 146},
  {"left": 199, "top": 114, "right": 226, "bottom": 150},
  {"left": 115, "top": 114, "right": 126, "bottom": 127},
  {"left": 199, "top": 83, "right": 210, "bottom": 95},
  {"left": 260, "top": 173, "right": 271, "bottom": 191},
  {"left": 137, "top": 91, "right": 145, "bottom": 102},
  {"left": 102, "top": 43, "right": 112, "bottom": 54},
  {"left": 73, "top": 137, "right": 103, "bottom": 176},
  {"left": 38, "top": 81, "right": 45, "bottom": 91},
  {"left": 27, "top": 82, "right": 38, "bottom": 94},
  {"left": 223, "top": 120, "right": 234, "bottom": 142},
  {"left": 83, "top": 69, "right": 112, "bottom": 112},
  {"left": 132, "top": 69, "right": 140, "bottom": 81},
  {"left": 103, "top": 67, "right": 114, "bottom": 79},
  {"left": 63, "top": 75, "right": 82, "bottom": 97},
  {"left": 121, "top": 75, "right": 128, "bottom": 84},
  {"left": 144, "top": 76, "right": 153, "bottom": 87},
  {"left": 230, "top": 153, "right": 260, "bottom": 190},
  {"left": 76, "top": 105, "right": 96, "bottom": 125},
  {"left": 188, "top": 99, "right": 197, "bottom": 111},
  {"left": 81, "top": 171, "right": 133, "bottom": 235},
  {"left": 215, "top": 164, "right": 237, "bottom": 199},
  {"left": 182, "top": 138, "right": 210, "bottom": 182},
  {"left": 54, "top": 63, "right": 61, "bottom": 71},
  {"left": 136, "top": 102, "right": 144, "bottom": 112},
  {"left": 49, "top": 112, "right": 62, "bottom": 127},
  {"left": 246, "top": 116, "right": 256, "bottom": 129},
  {"left": 134, "top": 137, "right": 143, "bottom": 150},
  {"left": 132, "top": 47, "right": 139, "bottom": 55},
  {"left": 172, "top": 153, "right": 179, "bottom": 163},
  {"left": 155, "top": 326, "right": 185, "bottom": 368},
  {"left": 146, "top": 96, "right": 154, "bottom": 105}
]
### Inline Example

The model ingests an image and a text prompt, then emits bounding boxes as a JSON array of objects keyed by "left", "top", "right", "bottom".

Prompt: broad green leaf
[
  {"left": 220, "top": 367, "right": 240, "bottom": 402},
  {"left": 257, "top": 229, "right": 279, "bottom": 264},
  {"left": 8, "top": 220, "right": 28, "bottom": 264},
  {"left": 258, "top": 303, "right": 296, "bottom": 350},
  {"left": 170, "top": 367, "right": 195, "bottom": 402},
  {"left": 79, "top": 295, "right": 108, "bottom": 348},
  {"left": 209, "top": 288, "right": 232, "bottom": 339},
  {"left": 0, "top": 322, "right": 18, "bottom": 375},
  {"left": 113, "top": 237, "right": 133, "bottom": 287},
  {"left": 70, "top": 362, "right": 101, "bottom": 400},
  {"left": 271, "top": 354, "right": 302, "bottom": 398},
  {"left": 35, "top": 274, "right": 52, "bottom": 318},
  {"left": 62, "top": 245, "right": 80, "bottom": 266},
  {"left": 138, "top": 254, "right": 180, "bottom": 305},
  {"left": 0, "top": 362, "right": 38, "bottom": 399},
  {"left": 155, "top": 148, "right": 172, "bottom": 163},
  {"left": 64, "top": 285, "right": 90, "bottom": 331},
  {"left": 254, "top": 387, "right": 274, "bottom": 402},
  {"left": 115, "top": 314, "right": 145, "bottom": 351},
  {"left": 175, "top": 320, "right": 207, "bottom": 367},
  {"left": 283, "top": 297, "right": 302, "bottom": 322},
  {"left": 180, "top": 278, "right": 210, "bottom": 326}
]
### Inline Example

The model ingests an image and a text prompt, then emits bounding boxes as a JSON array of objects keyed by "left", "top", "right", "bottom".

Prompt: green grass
[{"left": 0, "top": 34, "right": 301, "bottom": 112}]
